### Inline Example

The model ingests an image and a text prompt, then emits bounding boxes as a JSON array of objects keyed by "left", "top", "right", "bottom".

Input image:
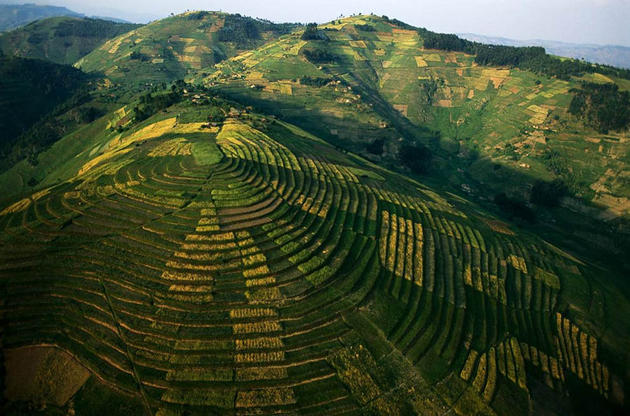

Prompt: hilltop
[
  {"left": 0, "top": 16, "right": 141, "bottom": 65},
  {"left": 76, "top": 11, "right": 300, "bottom": 84}
]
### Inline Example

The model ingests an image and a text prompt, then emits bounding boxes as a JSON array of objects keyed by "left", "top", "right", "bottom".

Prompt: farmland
[
  {"left": 76, "top": 12, "right": 300, "bottom": 84},
  {"left": 0, "top": 10, "right": 629, "bottom": 416},
  {"left": 202, "top": 14, "right": 630, "bottom": 239},
  {"left": 0, "top": 96, "right": 627, "bottom": 415}
]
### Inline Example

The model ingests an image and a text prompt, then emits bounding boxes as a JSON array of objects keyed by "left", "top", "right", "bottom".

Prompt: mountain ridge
[
  {"left": 0, "top": 16, "right": 141, "bottom": 65},
  {"left": 0, "top": 3, "right": 82, "bottom": 31}
]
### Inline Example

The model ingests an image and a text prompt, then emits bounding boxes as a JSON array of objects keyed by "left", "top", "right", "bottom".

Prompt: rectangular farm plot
[
  {"left": 166, "top": 368, "right": 233, "bottom": 381},
  {"left": 526, "top": 105, "right": 549, "bottom": 125},
  {"left": 393, "top": 104, "right": 408, "bottom": 117},
  {"left": 236, "top": 388, "right": 297, "bottom": 408},
  {"left": 233, "top": 321, "right": 282, "bottom": 334},
  {"left": 162, "top": 388, "right": 236, "bottom": 408},
  {"left": 423, "top": 53, "right": 442, "bottom": 62},
  {"left": 349, "top": 40, "right": 368, "bottom": 49},
  {"left": 379, "top": 211, "right": 424, "bottom": 286},
  {"left": 236, "top": 367, "right": 288, "bottom": 381},
  {"left": 415, "top": 56, "right": 428, "bottom": 67},
  {"left": 230, "top": 308, "right": 277, "bottom": 319},
  {"left": 482, "top": 68, "right": 510, "bottom": 88}
]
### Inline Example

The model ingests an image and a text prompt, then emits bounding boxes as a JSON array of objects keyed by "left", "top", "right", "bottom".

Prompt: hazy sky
[{"left": 27, "top": 0, "right": 630, "bottom": 46}]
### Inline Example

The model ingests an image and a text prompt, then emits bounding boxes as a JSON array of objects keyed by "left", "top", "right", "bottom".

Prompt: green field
[
  {"left": 1, "top": 97, "right": 628, "bottom": 415},
  {"left": 199, "top": 15, "right": 630, "bottom": 223},
  {"left": 0, "top": 11, "right": 629, "bottom": 416}
]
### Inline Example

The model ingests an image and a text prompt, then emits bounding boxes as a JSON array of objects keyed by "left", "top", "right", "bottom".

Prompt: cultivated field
[{"left": 1, "top": 105, "right": 624, "bottom": 415}]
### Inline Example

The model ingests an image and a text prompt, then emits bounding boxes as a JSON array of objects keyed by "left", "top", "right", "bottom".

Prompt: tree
[
  {"left": 399, "top": 144, "right": 432, "bottom": 174},
  {"left": 207, "top": 106, "right": 225, "bottom": 122},
  {"left": 494, "top": 193, "right": 535, "bottom": 222},
  {"left": 530, "top": 179, "right": 567, "bottom": 207},
  {"left": 301, "top": 23, "right": 327, "bottom": 41},
  {"left": 366, "top": 139, "right": 384, "bottom": 155}
]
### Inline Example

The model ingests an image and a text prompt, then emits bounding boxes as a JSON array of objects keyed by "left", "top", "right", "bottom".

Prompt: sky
[{"left": 19, "top": 0, "right": 630, "bottom": 47}]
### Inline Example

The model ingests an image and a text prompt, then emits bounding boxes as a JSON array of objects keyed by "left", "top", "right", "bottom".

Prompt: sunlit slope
[
  {"left": 1, "top": 103, "right": 626, "bottom": 414},
  {"left": 76, "top": 11, "right": 299, "bottom": 84},
  {"left": 0, "top": 16, "right": 141, "bottom": 65},
  {"left": 205, "top": 15, "right": 630, "bottom": 218}
]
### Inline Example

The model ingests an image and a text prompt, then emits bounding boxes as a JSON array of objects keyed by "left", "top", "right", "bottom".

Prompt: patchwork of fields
[{"left": 203, "top": 15, "right": 630, "bottom": 219}]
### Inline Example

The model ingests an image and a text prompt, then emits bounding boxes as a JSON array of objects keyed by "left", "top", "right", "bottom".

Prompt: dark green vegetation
[
  {"left": 420, "top": 28, "right": 630, "bottom": 81},
  {"left": 569, "top": 82, "right": 630, "bottom": 133},
  {"left": 217, "top": 14, "right": 297, "bottom": 48},
  {"left": 0, "top": 11, "right": 629, "bottom": 416},
  {"left": 0, "top": 17, "right": 141, "bottom": 65},
  {"left": 0, "top": 3, "right": 81, "bottom": 32},
  {"left": 0, "top": 55, "right": 89, "bottom": 162},
  {"left": 459, "top": 33, "right": 630, "bottom": 71}
]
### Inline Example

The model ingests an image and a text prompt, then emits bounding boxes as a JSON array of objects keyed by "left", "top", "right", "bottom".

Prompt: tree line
[{"left": 416, "top": 28, "right": 630, "bottom": 81}]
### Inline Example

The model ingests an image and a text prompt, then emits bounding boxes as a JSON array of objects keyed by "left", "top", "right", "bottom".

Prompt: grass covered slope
[
  {"left": 76, "top": 11, "right": 300, "bottom": 84},
  {"left": 0, "top": 17, "right": 141, "bottom": 65},
  {"left": 0, "top": 94, "right": 627, "bottom": 415},
  {"left": 203, "top": 15, "right": 630, "bottom": 222}
]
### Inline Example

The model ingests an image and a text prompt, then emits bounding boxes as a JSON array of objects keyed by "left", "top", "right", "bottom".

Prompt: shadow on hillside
[{"left": 216, "top": 85, "right": 630, "bottom": 287}]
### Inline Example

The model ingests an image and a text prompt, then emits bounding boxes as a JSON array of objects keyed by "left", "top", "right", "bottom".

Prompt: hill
[
  {"left": 0, "top": 16, "right": 141, "bottom": 65},
  {"left": 76, "top": 11, "right": 300, "bottom": 84},
  {"left": 0, "top": 3, "right": 81, "bottom": 31},
  {"left": 459, "top": 33, "right": 630, "bottom": 70},
  {"left": 196, "top": 15, "right": 630, "bottom": 249},
  {"left": 0, "top": 83, "right": 627, "bottom": 415}
]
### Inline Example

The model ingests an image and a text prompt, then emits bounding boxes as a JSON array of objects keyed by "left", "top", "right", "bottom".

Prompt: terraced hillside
[
  {"left": 203, "top": 15, "right": 630, "bottom": 222},
  {"left": 76, "top": 12, "right": 300, "bottom": 84},
  {"left": 1, "top": 97, "right": 627, "bottom": 415},
  {"left": 0, "top": 17, "right": 141, "bottom": 66}
]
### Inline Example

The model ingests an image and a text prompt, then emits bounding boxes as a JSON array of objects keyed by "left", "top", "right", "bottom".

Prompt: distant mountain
[
  {"left": 90, "top": 16, "right": 131, "bottom": 24},
  {"left": 0, "top": 3, "right": 82, "bottom": 31},
  {"left": 0, "top": 16, "right": 141, "bottom": 65},
  {"left": 459, "top": 33, "right": 630, "bottom": 69}
]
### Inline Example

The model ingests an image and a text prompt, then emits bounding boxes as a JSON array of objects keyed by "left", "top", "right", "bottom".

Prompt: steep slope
[
  {"left": 0, "top": 16, "right": 141, "bottom": 65},
  {"left": 0, "top": 3, "right": 81, "bottom": 31},
  {"left": 76, "top": 11, "right": 300, "bottom": 84},
  {"left": 203, "top": 15, "right": 630, "bottom": 223},
  {"left": 0, "top": 55, "right": 88, "bottom": 155},
  {"left": 0, "top": 88, "right": 627, "bottom": 415}
]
